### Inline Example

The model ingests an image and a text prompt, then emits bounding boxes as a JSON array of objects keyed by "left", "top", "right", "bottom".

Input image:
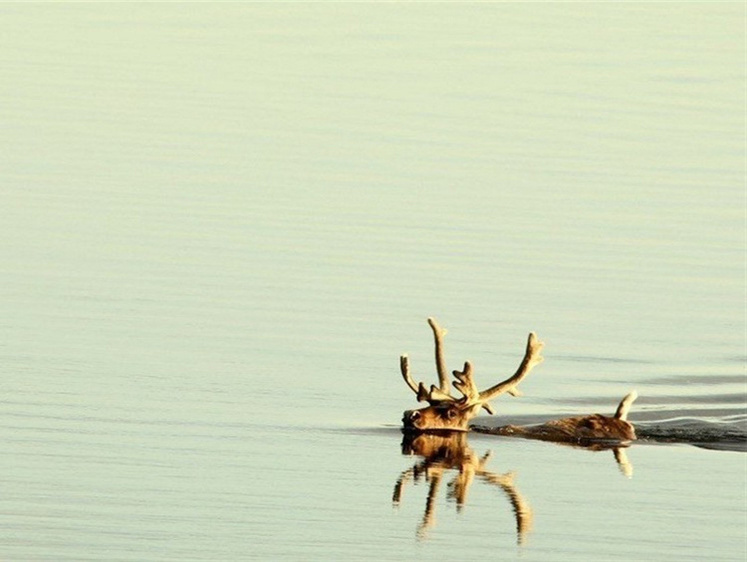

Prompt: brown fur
[
  {"left": 402, "top": 402, "right": 481, "bottom": 432},
  {"left": 485, "top": 413, "right": 636, "bottom": 444}
]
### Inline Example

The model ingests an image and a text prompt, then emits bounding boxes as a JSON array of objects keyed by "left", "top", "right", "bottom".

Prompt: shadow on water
[{"left": 393, "top": 432, "right": 632, "bottom": 542}]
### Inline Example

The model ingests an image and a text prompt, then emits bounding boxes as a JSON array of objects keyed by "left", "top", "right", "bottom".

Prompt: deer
[{"left": 400, "top": 318, "right": 637, "bottom": 445}]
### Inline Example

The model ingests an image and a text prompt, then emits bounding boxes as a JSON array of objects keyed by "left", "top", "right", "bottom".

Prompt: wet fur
[{"left": 476, "top": 414, "right": 636, "bottom": 444}]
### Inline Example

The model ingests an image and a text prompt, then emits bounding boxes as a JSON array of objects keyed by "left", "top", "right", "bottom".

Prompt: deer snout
[{"left": 402, "top": 409, "right": 422, "bottom": 430}]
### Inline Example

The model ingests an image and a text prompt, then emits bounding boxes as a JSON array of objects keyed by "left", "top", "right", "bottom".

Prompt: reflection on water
[
  {"left": 393, "top": 432, "right": 532, "bottom": 543},
  {"left": 394, "top": 431, "right": 637, "bottom": 542},
  {"left": 612, "top": 447, "right": 633, "bottom": 478}
]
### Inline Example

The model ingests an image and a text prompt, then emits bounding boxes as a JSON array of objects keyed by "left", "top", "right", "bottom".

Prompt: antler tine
[
  {"left": 401, "top": 352, "right": 454, "bottom": 404},
  {"left": 477, "top": 332, "right": 544, "bottom": 405},
  {"left": 427, "top": 317, "right": 450, "bottom": 395},
  {"left": 400, "top": 354, "right": 419, "bottom": 394},
  {"left": 453, "top": 361, "right": 495, "bottom": 415}
]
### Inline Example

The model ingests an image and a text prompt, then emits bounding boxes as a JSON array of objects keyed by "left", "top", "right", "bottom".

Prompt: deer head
[{"left": 400, "top": 318, "right": 544, "bottom": 432}]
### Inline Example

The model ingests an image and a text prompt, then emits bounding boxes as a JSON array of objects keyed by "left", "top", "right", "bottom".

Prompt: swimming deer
[{"left": 400, "top": 318, "right": 637, "bottom": 444}]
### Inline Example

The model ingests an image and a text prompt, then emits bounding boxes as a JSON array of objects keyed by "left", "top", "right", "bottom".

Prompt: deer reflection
[
  {"left": 613, "top": 447, "right": 633, "bottom": 478},
  {"left": 393, "top": 432, "right": 533, "bottom": 543}
]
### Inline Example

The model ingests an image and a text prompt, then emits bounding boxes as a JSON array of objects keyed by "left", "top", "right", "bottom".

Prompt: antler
[
  {"left": 400, "top": 354, "right": 454, "bottom": 403},
  {"left": 452, "top": 361, "right": 496, "bottom": 415},
  {"left": 400, "top": 319, "right": 496, "bottom": 413},
  {"left": 428, "top": 317, "right": 450, "bottom": 395},
  {"left": 474, "top": 332, "right": 544, "bottom": 407},
  {"left": 400, "top": 319, "right": 544, "bottom": 433},
  {"left": 400, "top": 317, "right": 457, "bottom": 404}
]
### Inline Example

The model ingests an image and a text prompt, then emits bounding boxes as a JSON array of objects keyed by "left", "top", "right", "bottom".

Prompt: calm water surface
[{"left": 1, "top": 4, "right": 745, "bottom": 561}]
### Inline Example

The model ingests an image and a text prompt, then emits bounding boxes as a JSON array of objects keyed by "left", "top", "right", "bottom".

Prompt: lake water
[{"left": 1, "top": 4, "right": 745, "bottom": 561}]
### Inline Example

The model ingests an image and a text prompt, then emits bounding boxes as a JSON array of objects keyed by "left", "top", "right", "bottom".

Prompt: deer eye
[{"left": 446, "top": 408, "right": 458, "bottom": 420}]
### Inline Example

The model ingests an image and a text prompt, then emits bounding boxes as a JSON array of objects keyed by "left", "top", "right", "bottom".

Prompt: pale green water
[{"left": 1, "top": 4, "right": 745, "bottom": 561}]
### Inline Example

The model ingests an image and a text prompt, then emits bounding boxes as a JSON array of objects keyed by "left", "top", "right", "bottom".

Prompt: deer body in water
[
  {"left": 474, "top": 392, "right": 637, "bottom": 444},
  {"left": 400, "top": 318, "right": 637, "bottom": 444}
]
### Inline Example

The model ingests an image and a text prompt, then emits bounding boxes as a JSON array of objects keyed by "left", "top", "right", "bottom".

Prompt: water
[{"left": 1, "top": 4, "right": 745, "bottom": 561}]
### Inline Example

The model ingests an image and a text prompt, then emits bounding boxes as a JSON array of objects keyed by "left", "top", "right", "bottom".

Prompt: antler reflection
[{"left": 393, "top": 432, "right": 533, "bottom": 543}]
